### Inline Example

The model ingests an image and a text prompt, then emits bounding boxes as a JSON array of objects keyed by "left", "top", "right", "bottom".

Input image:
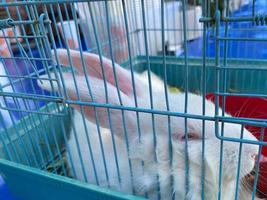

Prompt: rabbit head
[{"left": 38, "top": 49, "right": 259, "bottom": 200}]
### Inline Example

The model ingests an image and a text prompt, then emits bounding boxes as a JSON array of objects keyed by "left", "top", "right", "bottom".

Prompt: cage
[{"left": 0, "top": 0, "right": 266, "bottom": 200}]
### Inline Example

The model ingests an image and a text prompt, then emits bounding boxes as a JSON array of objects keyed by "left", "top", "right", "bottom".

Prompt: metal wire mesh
[{"left": 0, "top": 0, "right": 266, "bottom": 199}]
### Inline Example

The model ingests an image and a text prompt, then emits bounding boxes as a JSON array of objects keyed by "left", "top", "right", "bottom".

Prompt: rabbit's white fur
[{"left": 38, "top": 49, "right": 260, "bottom": 200}]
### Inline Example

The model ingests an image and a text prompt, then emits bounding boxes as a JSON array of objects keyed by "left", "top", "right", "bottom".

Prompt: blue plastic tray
[
  {"left": 0, "top": 175, "right": 19, "bottom": 200},
  {"left": 185, "top": 0, "right": 267, "bottom": 59}
]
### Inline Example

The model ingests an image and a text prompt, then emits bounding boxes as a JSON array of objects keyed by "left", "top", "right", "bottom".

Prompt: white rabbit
[{"left": 38, "top": 49, "right": 260, "bottom": 200}]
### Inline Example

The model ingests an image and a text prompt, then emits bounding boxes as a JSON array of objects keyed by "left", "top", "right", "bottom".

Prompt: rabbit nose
[{"left": 251, "top": 154, "right": 258, "bottom": 161}]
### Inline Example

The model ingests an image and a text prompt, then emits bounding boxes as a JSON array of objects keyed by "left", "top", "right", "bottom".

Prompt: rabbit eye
[
  {"left": 172, "top": 132, "right": 201, "bottom": 142},
  {"left": 181, "top": 132, "right": 200, "bottom": 141}
]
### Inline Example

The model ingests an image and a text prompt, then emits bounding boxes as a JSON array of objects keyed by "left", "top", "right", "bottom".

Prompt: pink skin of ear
[{"left": 52, "top": 49, "right": 142, "bottom": 97}]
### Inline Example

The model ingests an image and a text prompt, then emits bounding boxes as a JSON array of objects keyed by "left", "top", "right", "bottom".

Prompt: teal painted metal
[
  {"left": 0, "top": 102, "right": 71, "bottom": 170},
  {"left": 0, "top": 0, "right": 266, "bottom": 199},
  {"left": 123, "top": 56, "right": 267, "bottom": 96},
  {"left": 0, "top": 159, "right": 145, "bottom": 200},
  {"left": 0, "top": 55, "right": 267, "bottom": 199}
]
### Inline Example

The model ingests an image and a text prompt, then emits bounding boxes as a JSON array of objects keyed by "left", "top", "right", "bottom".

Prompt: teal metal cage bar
[{"left": 0, "top": 0, "right": 266, "bottom": 200}]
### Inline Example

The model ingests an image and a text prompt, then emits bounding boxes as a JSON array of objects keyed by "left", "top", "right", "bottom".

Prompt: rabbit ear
[
  {"left": 52, "top": 49, "right": 142, "bottom": 96},
  {"left": 38, "top": 73, "right": 137, "bottom": 139}
]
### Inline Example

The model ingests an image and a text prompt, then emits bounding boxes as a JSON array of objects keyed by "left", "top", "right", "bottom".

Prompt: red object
[{"left": 206, "top": 94, "right": 267, "bottom": 197}]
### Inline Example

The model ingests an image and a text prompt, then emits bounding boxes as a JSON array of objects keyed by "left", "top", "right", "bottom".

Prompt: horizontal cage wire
[{"left": 0, "top": 0, "right": 266, "bottom": 200}]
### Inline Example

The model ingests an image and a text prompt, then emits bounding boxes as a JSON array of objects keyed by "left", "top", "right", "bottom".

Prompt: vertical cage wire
[{"left": 0, "top": 0, "right": 266, "bottom": 200}]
